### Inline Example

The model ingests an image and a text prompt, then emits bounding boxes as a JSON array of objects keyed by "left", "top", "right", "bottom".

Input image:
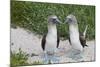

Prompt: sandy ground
[{"left": 11, "top": 27, "right": 95, "bottom": 64}]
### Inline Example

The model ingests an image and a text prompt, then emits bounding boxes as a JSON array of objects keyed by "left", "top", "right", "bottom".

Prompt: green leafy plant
[{"left": 10, "top": 48, "right": 29, "bottom": 67}]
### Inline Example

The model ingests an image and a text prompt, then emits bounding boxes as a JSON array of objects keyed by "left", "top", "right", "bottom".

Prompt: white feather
[
  {"left": 83, "top": 25, "right": 88, "bottom": 38},
  {"left": 45, "top": 24, "right": 57, "bottom": 54},
  {"left": 69, "top": 24, "right": 83, "bottom": 52}
]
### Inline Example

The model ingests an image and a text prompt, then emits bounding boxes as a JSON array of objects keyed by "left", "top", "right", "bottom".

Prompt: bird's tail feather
[
  {"left": 83, "top": 25, "right": 88, "bottom": 38},
  {"left": 84, "top": 44, "right": 88, "bottom": 47}
]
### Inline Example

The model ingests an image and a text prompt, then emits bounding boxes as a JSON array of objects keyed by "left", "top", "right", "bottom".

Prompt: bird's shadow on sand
[
  {"left": 39, "top": 48, "right": 84, "bottom": 64},
  {"left": 65, "top": 49, "right": 84, "bottom": 61}
]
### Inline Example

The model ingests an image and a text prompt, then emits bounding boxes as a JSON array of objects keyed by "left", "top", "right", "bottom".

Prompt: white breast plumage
[
  {"left": 45, "top": 25, "right": 57, "bottom": 52},
  {"left": 69, "top": 24, "right": 83, "bottom": 51}
]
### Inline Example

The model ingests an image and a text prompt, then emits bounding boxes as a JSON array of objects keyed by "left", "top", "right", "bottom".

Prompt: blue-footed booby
[
  {"left": 41, "top": 15, "right": 61, "bottom": 63},
  {"left": 65, "top": 14, "right": 88, "bottom": 54}
]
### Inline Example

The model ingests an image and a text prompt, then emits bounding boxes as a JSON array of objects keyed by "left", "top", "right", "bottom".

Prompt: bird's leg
[{"left": 43, "top": 52, "right": 49, "bottom": 64}]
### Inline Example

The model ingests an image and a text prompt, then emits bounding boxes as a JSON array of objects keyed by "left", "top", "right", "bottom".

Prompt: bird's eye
[
  {"left": 68, "top": 18, "right": 72, "bottom": 22},
  {"left": 52, "top": 19, "right": 57, "bottom": 23},
  {"left": 52, "top": 19, "right": 56, "bottom": 21}
]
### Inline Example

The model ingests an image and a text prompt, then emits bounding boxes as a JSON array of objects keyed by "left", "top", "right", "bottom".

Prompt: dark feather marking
[
  {"left": 68, "top": 32, "right": 88, "bottom": 48},
  {"left": 57, "top": 31, "right": 60, "bottom": 48},
  {"left": 79, "top": 32, "right": 88, "bottom": 48},
  {"left": 68, "top": 36, "right": 71, "bottom": 45},
  {"left": 68, "top": 32, "right": 72, "bottom": 45},
  {"left": 41, "top": 34, "right": 47, "bottom": 51}
]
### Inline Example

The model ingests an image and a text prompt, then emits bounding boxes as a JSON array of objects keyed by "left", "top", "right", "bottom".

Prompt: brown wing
[
  {"left": 79, "top": 32, "right": 88, "bottom": 48},
  {"left": 68, "top": 36, "right": 71, "bottom": 45},
  {"left": 57, "top": 31, "right": 60, "bottom": 48},
  {"left": 68, "top": 32, "right": 72, "bottom": 45},
  {"left": 41, "top": 34, "right": 46, "bottom": 51}
]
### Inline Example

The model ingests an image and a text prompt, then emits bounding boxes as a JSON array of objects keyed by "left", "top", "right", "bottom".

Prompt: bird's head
[
  {"left": 48, "top": 15, "right": 61, "bottom": 24},
  {"left": 65, "top": 14, "right": 77, "bottom": 25}
]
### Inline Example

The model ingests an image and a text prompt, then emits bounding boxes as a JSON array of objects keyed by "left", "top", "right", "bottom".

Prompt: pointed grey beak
[
  {"left": 64, "top": 18, "right": 69, "bottom": 24},
  {"left": 64, "top": 18, "right": 72, "bottom": 24},
  {"left": 56, "top": 19, "right": 62, "bottom": 24}
]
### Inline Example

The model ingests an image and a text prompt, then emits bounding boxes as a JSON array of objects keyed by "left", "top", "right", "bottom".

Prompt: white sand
[{"left": 11, "top": 27, "right": 95, "bottom": 64}]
